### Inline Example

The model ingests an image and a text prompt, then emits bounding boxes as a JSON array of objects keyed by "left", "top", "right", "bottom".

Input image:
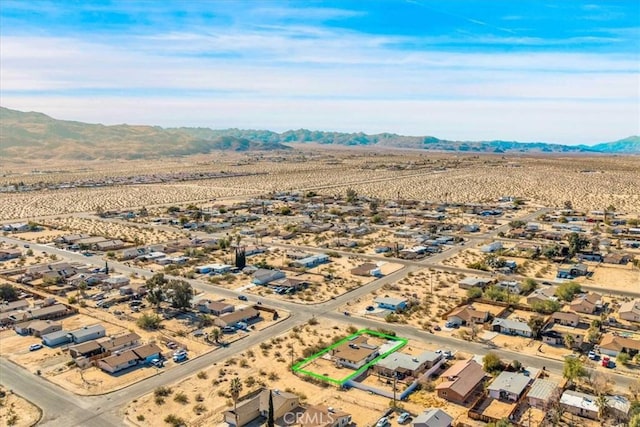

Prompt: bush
[
  {"left": 164, "top": 414, "right": 186, "bottom": 426},
  {"left": 308, "top": 317, "right": 319, "bottom": 326},
  {"left": 193, "top": 403, "right": 207, "bottom": 414},
  {"left": 483, "top": 352, "right": 504, "bottom": 374},
  {"left": 467, "top": 287, "right": 482, "bottom": 299},
  {"left": 154, "top": 386, "right": 172, "bottom": 397},
  {"left": 196, "top": 371, "right": 208, "bottom": 379},
  {"left": 173, "top": 392, "right": 189, "bottom": 404},
  {"left": 137, "top": 313, "right": 162, "bottom": 330},
  {"left": 136, "top": 415, "right": 145, "bottom": 421}
]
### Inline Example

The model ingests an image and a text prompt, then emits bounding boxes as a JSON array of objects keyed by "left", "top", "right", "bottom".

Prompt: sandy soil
[
  {"left": 124, "top": 320, "right": 474, "bottom": 427},
  {"left": 0, "top": 386, "right": 41, "bottom": 427},
  {"left": 2, "top": 154, "right": 639, "bottom": 221}
]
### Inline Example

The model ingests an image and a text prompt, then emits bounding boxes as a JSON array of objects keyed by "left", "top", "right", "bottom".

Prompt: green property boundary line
[{"left": 291, "top": 329, "right": 408, "bottom": 386}]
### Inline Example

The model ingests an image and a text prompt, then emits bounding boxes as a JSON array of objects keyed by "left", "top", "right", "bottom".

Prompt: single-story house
[
  {"left": 374, "top": 351, "right": 442, "bottom": 380},
  {"left": 98, "top": 349, "right": 139, "bottom": 374},
  {"left": 599, "top": 333, "right": 640, "bottom": 357},
  {"left": 481, "top": 242, "right": 503, "bottom": 253},
  {"left": 196, "top": 300, "right": 235, "bottom": 316},
  {"left": 252, "top": 269, "right": 286, "bottom": 286},
  {"left": 2, "top": 223, "right": 29, "bottom": 233},
  {"left": 557, "top": 263, "right": 588, "bottom": 279},
  {"left": 97, "top": 332, "right": 141, "bottom": 353},
  {"left": 491, "top": 318, "right": 532, "bottom": 337},
  {"left": 69, "top": 340, "right": 103, "bottom": 359},
  {"left": 42, "top": 329, "right": 72, "bottom": 347},
  {"left": 0, "top": 300, "right": 30, "bottom": 313},
  {"left": 495, "top": 281, "right": 522, "bottom": 294},
  {"left": 619, "top": 299, "right": 640, "bottom": 323},
  {"left": 435, "top": 359, "right": 485, "bottom": 404},
  {"left": 17, "top": 320, "right": 62, "bottom": 337},
  {"left": 446, "top": 305, "right": 489, "bottom": 326},
  {"left": 292, "top": 254, "right": 330, "bottom": 268},
  {"left": 29, "top": 304, "right": 70, "bottom": 321},
  {"left": 224, "top": 388, "right": 300, "bottom": 427},
  {"left": 214, "top": 307, "right": 260, "bottom": 328},
  {"left": 526, "top": 287, "right": 558, "bottom": 305},
  {"left": 569, "top": 293, "right": 602, "bottom": 314},
  {"left": 330, "top": 335, "right": 380, "bottom": 370},
  {"left": 0, "top": 249, "right": 22, "bottom": 261},
  {"left": 69, "top": 324, "right": 106, "bottom": 344},
  {"left": 412, "top": 408, "right": 454, "bottom": 427},
  {"left": 603, "top": 254, "right": 632, "bottom": 265},
  {"left": 541, "top": 326, "right": 584, "bottom": 349},
  {"left": 102, "top": 276, "right": 130, "bottom": 289},
  {"left": 560, "top": 390, "right": 599, "bottom": 420},
  {"left": 350, "top": 263, "right": 383, "bottom": 277},
  {"left": 488, "top": 371, "right": 532, "bottom": 402},
  {"left": 132, "top": 343, "right": 163, "bottom": 363},
  {"left": 95, "top": 240, "right": 125, "bottom": 251},
  {"left": 550, "top": 311, "right": 581, "bottom": 327},
  {"left": 270, "top": 278, "right": 309, "bottom": 293},
  {"left": 458, "top": 277, "right": 491, "bottom": 290},
  {"left": 374, "top": 296, "right": 408, "bottom": 312},
  {"left": 527, "top": 378, "right": 560, "bottom": 409}
]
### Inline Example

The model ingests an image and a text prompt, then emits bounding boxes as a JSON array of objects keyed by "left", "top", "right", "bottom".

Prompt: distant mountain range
[{"left": 1, "top": 107, "right": 637, "bottom": 160}]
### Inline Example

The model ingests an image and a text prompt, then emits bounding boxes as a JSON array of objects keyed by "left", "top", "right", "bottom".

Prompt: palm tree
[
  {"left": 596, "top": 394, "right": 608, "bottom": 420},
  {"left": 210, "top": 327, "right": 221, "bottom": 343},
  {"left": 230, "top": 377, "right": 243, "bottom": 427},
  {"left": 564, "top": 334, "right": 576, "bottom": 349}
]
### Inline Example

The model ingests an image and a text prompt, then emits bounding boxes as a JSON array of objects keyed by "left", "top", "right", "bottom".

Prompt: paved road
[{"left": 1, "top": 205, "right": 637, "bottom": 425}]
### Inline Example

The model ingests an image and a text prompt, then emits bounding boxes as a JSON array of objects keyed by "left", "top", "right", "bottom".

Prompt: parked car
[
  {"left": 588, "top": 351, "right": 599, "bottom": 360},
  {"left": 602, "top": 357, "right": 615, "bottom": 368},
  {"left": 433, "top": 325, "right": 441, "bottom": 331},
  {"left": 375, "top": 417, "right": 390, "bottom": 427},
  {"left": 173, "top": 352, "right": 187, "bottom": 363},
  {"left": 150, "top": 358, "right": 164, "bottom": 368},
  {"left": 29, "top": 343, "right": 43, "bottom": 351},
  {"left": 397, "top": 412, "right": 411, "bottom": 424}
]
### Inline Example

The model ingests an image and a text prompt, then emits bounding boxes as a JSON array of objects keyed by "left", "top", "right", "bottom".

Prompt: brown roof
[
  {"left": 218, "top": 307, "right": 259, "bottom": 325},
  {"left": 132, "top": 343, "right": 163, "bottom": 359},
  {"left": 101, "top": 349, "right": 138, "bottom": 367},
  {"left": 97, "top": 332, "right": 141, "bottom": 350},
  {"left": 299, "top": 405, "right": 351, "bottom": 427},
  {"left": 331, "top": 335, "right": 378, "bottom": 363},
  {"left": 436, "top": 359, "right": 485, "bottom": 397},
  {"left": 551, "top": 311, "right": 580, "bottom": 323},
  {"left": 448, "top": 305, "right": 488, "bottom": 323},
  {"left": 28, "top": 320, "right": 61, "bottom": 332},
  {"left": 351, "top": 263, "right": 378, "bottom": 276},
  {"left": 599, "top": 334, "right": 640, "bottom": 352},
  {"left": 70, "top": 340, "right": 102, "bottom": 354},
  {"left": 201, "top": 300, "right": 234, "bottom": 312}
]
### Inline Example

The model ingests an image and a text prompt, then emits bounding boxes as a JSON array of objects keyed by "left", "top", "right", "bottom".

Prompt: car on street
[
  {"left": 29, "top": 343, "right": 43, "bottom": 351},
  {"left": 23, "top": 244, "right": 30, "bottom": 248},
  {"left": 238, "top": 295, "right": 248, "bottom": 301},
  {"left": 433, "top": 325, "right": 441, "bottom": 331}
]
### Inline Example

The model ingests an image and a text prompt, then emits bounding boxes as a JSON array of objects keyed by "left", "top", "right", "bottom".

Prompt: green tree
[
  {"left": 564, "top": 334, "right": 576, "bottom": 349},
  {"left": 531, "top": 300, "right": 562, "bottom": 314},
  {"left": 167, "top": 279, "right": 193, "bottom": 310},
  {"left": 521, "top": 278, "right": 538, "bottom": 293},
  {"left": 230, "top": 377, "right": 243, "bottom": 427},
  {"left": 267, "top": 390, "right": 274, "bottom": 427},
  {"left": 483, "top": 352, "right": 504, "bottom": 374},
  {"left": 0, "top": 283, "right": 18, "bottom": 302},
  {"left": 555, "top": 281, "right": 582, "bottom": 302},
  {"left": 567, "top": 232, "right": 589, "bottom": 257},
  {"left": 563, "top": 357, "right": 587, "bottom": 382},
  {"left": 210, "top": 328, "right": 221, "bottom": 343},
  {"left": 146, "top": 273, "right": 167, "bottom": 309},
  {"left": 617, "top": 351, "right": 631, "bottom": 366},
  {"left": 467, "top": 287, "right": 482, "bottom": 299},
  {"left": 630, "top": 413, "right": 640, "bottom": 427},
  {"left": 527, "top": 315, "right": 546, "bottom": 339}
]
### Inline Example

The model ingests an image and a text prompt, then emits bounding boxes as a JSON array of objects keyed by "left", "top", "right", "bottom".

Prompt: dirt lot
[
  {"left": 0, "top": 386, "right": 41, "bottom": 427},
  {"left": 124, "top": 320, "right": 475, "bottom": 427}
]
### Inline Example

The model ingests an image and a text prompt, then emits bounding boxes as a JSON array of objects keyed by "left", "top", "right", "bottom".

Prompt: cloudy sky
[{"left": 1, "top": 0, "right": 638, "bottom": 144}]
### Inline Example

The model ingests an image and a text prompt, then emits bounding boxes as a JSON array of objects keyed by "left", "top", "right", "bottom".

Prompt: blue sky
[{"left": 1, "top": 0, "right": 638, "bottom": 144}]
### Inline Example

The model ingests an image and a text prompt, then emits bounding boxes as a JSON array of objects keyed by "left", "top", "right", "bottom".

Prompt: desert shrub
[
  {"left": 173, "top": 392, "right": 189, "bottom": 404},
  {"left": 164, "top": 414, "right": 186, "bottom": 426}
]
